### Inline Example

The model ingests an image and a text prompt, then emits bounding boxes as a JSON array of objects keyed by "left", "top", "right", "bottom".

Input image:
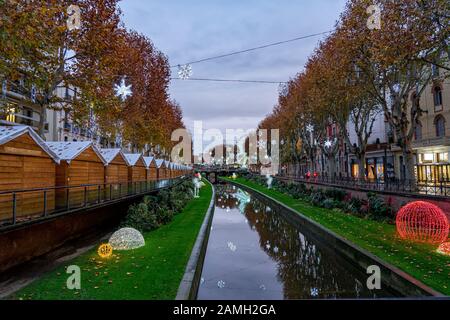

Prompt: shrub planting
[
  {"left": 121, "top": 180, "right": 195, "bottom": 233},
  {"left": 366, "top": 192, "right": 394, "bottom": 221},
  {"left": 121, "top": 202, "right": 159, "bottom": 233},
  {"left": 240, "top": 174, "right": 396, "bottom": 223}
]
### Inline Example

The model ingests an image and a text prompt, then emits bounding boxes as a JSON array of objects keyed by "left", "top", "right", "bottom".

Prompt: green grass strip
[
  {"left": 222, "top": 177, "right": 449, "bottom": 296},
  {"left": 12, "top": 181, "right": 213, "bottom": 300}
]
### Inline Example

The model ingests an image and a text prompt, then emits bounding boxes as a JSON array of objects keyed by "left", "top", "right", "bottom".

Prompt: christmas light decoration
[
  {"left": 227, "top": 241, "right": 237, "bottom": 252},
  {"left": 114, "top": 77, "right": 132, "bottom": 101},
  {"left": 109, "top": 228, "right": 145, "bottom": 251},
  {"left": 306, "top": 124, "right": 314, "bottom": 133},
  {"left": 31, "top": 84, "right": 37, "bottom": 103},
  {"left": 324, "top": 139, "right": 333, "bottom": 149},
  {"left": 396, "top": 201, "right": 449, "bottom": 244},
  {"left": 98, "top": 243, "right": 113, "bottom": 258},
  {"left": 437, "top": 242, "right": 450, "bottom": 256},
  {"left": 178, "top": 64, "right": 192, "bottom": 80},
  {"left": 278, "top": 82, "right": 288, "bottom": 96},
  {"left": 266, "top": 174, "right": 273, "bottom": 188}
]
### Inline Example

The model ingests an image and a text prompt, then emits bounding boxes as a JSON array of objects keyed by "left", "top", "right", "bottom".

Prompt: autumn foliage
[
  {"left": 260, "top": 0, "right": 449, "bottom": 180},
  {"left": 0, "top": 0, "right": 184, "bottom": 155}
]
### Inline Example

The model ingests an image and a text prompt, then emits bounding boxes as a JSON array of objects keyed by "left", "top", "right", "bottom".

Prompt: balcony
[{"left": 413, "top": 136, "right": 450, "bottom": 149}]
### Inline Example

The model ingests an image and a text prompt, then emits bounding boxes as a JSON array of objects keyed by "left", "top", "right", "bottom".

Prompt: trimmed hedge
[
  {"left": 242, "top": 173, "right": 395, "bottom": 223},
  {"left": 121, "top": 180, "right": 195, "bottom": 233}
]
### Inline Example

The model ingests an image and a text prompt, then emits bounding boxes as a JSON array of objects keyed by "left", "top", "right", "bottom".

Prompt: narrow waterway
[{"left": 197, "top": 183, "right": 399, "bottom": 300}]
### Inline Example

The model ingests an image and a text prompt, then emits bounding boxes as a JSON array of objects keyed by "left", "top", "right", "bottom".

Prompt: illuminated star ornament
[
  {"left": 114, "top": 78, "right": 132, "bottom": 101},
  {"left": 278, "top": 82, "right": 288, "bottom": 96},
  {"left": 178, "top": 64, "right": 193, "bottom": 80},
  {"left": 324, "top": 139, "right": 333, "bottom": 148},
  {"left": 31, "top": 85, "right": 37, "bottom": 103},
  {"left": 306, "top": 124, "right": 314, "bottom": 133}
]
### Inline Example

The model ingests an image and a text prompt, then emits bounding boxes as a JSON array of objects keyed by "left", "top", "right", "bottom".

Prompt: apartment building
[
  {"left": 412, "top": 70, "right": 450, "bottom": 183},
  {"left": 347, "top": 112, "right": 395, "bottom": 180},
  {"left": 0, "top": 80, "right": 111, "bottom": 147},
  {"left": 345, "top": 64, "right": 449, "bottom": 182}
]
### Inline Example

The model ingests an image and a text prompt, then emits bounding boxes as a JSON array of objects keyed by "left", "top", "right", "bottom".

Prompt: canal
[{"left": 197, "top": 183, "right": 399, "bottom": 300}]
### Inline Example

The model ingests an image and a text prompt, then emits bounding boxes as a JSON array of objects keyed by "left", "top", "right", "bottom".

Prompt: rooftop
[
  {"left": 124, "top": 154, "right": 143, "bottom": 166},
  {"left": 46, "top": 141, "right": 104, "bottom": 163},
  {"left": 0, "top": 126, "right": 59, "bottom": 162}
]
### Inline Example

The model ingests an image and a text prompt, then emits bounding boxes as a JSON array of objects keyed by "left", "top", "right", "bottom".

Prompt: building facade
[
  {"left": 345, "top": 64, "right": 449, "bottom": 182},
  {"left": 290, "top": 64, "right": 449, "bottom": 183},
  {"left": 347, "top": 110, "right": 396, "bottom": 180},
  {"left": 412, "top": 75, "right": 450, "bottom": 183},
  {"left": 0, "top": 80, "right": 112, "bottom": 147}
]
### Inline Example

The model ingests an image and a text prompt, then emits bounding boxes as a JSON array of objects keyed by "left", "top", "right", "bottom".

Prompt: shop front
[
  {"left": 349, "top": 153, "right": 395, "bottom": 181},
  {"left": 416, "top": 149, "right": 450, "bottom": 182}
]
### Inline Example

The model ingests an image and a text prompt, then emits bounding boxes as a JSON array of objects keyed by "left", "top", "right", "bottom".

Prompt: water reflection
[{"left": 197, "top": 184, "right": 398, "bottom": 300}]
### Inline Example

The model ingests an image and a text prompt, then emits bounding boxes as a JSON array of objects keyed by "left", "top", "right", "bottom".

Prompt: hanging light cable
[
  {"left": 170, "top": 30, "right": 332, "bottom": 68},
  {"left": 171, "top": 77, "right": 287, "bottom": 84}
]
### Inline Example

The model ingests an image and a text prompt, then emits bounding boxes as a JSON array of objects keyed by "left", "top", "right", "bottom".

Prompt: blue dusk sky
[{"left": 119, "top": 0, "right": 347, "bottom": 133}]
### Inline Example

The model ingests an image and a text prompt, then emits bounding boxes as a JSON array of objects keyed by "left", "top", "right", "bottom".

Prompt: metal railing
[
  {"left": 276, "top": 175, "right": 450, "bottom": 197},
  {"left": 0, "top": 177, "right": 187, "bottom": 228}
]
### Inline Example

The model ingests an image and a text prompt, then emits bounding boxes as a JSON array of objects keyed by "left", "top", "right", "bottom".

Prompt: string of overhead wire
[
  {"left": 170, "top": 30, "right": 332, "bottom": 68},
  {"left": 170, "top": 30, "right": 332, "bottom": 84},
  {"left": 170, "top": 77, "right": 287, "bottom": 84}
]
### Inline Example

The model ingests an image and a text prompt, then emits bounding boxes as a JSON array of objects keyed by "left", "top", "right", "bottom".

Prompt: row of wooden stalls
[{"left": 0, "top": 126, "right": 193, "bottom": 222}]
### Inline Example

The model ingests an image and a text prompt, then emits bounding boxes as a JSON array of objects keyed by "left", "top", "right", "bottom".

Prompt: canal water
[{"left": 197, "top": 183, "right": 399, "bottom": 300}]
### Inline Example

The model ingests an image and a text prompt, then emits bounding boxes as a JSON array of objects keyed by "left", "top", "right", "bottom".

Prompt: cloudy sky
[{"left": 119, "top": 0, "right": 347, "bottom": 134}]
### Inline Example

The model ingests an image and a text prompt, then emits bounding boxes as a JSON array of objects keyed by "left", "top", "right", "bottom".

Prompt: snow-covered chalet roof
[
  {"left": 45, "top": 141, "right": 106, "bottom": 164},
  {"left": 0, "top": 125, "right": 59, "bottom": 163}
]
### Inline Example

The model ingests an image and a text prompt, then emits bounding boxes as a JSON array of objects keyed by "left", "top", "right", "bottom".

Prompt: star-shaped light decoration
[
  {"left": 227, "top": 241, "right": 237, "bottom": 252},
  {"left": 311, "top": 288, "right": 319, "bottom": 297},
  {"left": 217, "top": 280, "right": 226, "bottom": 289},
  {"left": 278, "top": 82, "right": 288, "bottom": 96},
  {"left": 31, "top": 85, "right": 37, "bottom": 103},
  {"left": 178, "top": 64, "right": 193, "bottom": 80},
  {"left": 324, "top": 139, "right": 333, "bottom": 149},
  {"left": 114, "top": 78, "right": 132, "bottom": 102},
  {"left": 392, "top": 83, "right": 401, "bottom": 93},
  {"left": 306, "top": 124, "right": 315, "bottom": 134}
]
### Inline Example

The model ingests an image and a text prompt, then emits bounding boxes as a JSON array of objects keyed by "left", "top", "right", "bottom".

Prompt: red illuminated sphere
[{"left": 396, "top": 201, "right": 449, "bottom": 244}]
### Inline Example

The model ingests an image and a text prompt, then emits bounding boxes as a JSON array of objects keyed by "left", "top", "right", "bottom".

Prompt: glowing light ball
[
  {"left": 98, "top": 243, "right": 113, "bottom": 259},
  {"left": 396, "top": 201, "right": 449, "bottom": 244},
  {"left": 437, "top": 242, "right": 450, "bottom": 256},
  {"left": 109, "top": 228, "right": 145, "bottom": 251}
]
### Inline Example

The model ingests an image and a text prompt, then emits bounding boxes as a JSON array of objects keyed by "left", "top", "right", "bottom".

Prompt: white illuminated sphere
[{"left": 109, "top": 228, "right": 145, "bottom": 251}]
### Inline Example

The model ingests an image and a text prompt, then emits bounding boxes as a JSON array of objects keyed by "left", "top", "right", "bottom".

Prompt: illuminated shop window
[{"left": 438, "top": 153, "right": 449, "bottom": 163}]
